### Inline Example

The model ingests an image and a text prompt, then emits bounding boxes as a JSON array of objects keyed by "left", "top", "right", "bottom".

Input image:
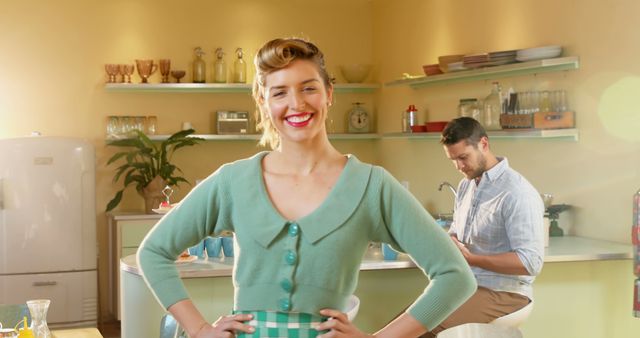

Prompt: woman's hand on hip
[
  {"left": 315, "top": 308, "right": 373, "bottom": 338},
  {"left": 195, "top": 313, "right": 255, "bottom": 337}
]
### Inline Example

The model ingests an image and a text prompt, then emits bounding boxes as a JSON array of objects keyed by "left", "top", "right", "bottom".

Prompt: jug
[{"left": 26, "top": 300, "right": 50, "bottom": 338}]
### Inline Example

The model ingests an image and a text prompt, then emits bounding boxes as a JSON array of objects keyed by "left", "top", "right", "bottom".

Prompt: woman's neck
[{"left": 269, "top": 138, "right": 343, "bottom": 176}]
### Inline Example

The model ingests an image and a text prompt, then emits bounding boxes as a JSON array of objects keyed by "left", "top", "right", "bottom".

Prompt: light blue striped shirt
[{"left": 448, "top": 157, "right": 544, "bottom": 299}]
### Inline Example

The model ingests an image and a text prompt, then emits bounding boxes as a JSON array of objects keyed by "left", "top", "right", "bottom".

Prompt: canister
[{"left": 402, "top": 105, "right": 418, "bottom": 133}]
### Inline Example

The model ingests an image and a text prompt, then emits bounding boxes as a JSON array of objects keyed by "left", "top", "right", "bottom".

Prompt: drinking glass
[
  {"left": 146, "top": 116, "right": 157, "bottom": 135},
  {"left": 135, "top": 59, "right": 158, "bottom": 83},
  {"left": 159, "top": 59, "right": 171, "bottom": 83},
  {"left": 106, "top": 116, "right": 120, "bottom": 139},
  {"left": 26, "top": 299, "right": 51, "bottom": 338}
]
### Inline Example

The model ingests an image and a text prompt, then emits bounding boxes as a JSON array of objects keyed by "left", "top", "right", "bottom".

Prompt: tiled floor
[{"left": 98, "top": 321, "right": 121, "bottom": 338}]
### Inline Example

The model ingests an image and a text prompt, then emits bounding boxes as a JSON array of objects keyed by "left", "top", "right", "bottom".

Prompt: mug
[
  {"left": 382, "top": 243, "right": 398, "bottom": 261},
  {"left": 204, "top": 237, "right": 222, "bottom": 259},
  {"left": 188, "top": 241, "right": 205, "bottom": 258},
  {"left": 221, "top": 236, "right": 234, "bottom": 257}
]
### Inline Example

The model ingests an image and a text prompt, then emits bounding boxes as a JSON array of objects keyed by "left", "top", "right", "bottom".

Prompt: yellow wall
[
  {"left": 373, "top": 0, "right": 640, "bottom": 243},
  {"left": 0, "top": 0, "right": 376, "bottom": 321},
  {"left": 2, "top": 0, "right": 640, "bottom": 332}
]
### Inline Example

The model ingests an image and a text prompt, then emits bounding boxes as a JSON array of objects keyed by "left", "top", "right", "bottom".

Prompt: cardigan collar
[{"left": 241, "top": 151, "right": 371, "bottom": 247}]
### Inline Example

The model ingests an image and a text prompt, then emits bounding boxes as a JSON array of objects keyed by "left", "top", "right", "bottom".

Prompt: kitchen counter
[
  {"left": 120, "top": 236, "right": 632, "bottom": 278},
  {"left": 119, "top": 236, "right": 635, "bottom": 338},
  {"left": 52, "top": 328, "right": 103, "bottom": 338}
]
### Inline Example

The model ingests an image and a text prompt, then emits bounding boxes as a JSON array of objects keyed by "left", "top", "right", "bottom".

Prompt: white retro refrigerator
[{"left": 0, "top": 136, "right": 97, "bottom": 328}]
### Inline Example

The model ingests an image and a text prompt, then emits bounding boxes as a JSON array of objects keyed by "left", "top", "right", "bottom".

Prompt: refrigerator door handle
[
  {"left": 33, "top": 281, "right": 58, "bottom": 287},
  {"left": 0, "top": 177, "right": 3, "bottom": 209}
]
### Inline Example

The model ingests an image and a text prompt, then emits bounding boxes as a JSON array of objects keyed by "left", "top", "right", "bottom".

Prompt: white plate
[
  {"left": 152, "top": 203, "right": 178, "bottom": 214},
  {"left": 175, "top": 255, "right": 197, "bottom": 264}
]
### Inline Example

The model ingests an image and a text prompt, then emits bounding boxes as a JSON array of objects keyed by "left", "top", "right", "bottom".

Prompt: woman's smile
[{"left": 285, "top": 112, "right": 314, "bottom": 127}]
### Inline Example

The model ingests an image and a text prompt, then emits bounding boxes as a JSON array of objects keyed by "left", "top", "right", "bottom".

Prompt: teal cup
[
  {"left": 382, "top": 243, "right": 398, "bottom": 260},
  {"left": 204, "top": 236, "right": 222, "bottom": 259}
]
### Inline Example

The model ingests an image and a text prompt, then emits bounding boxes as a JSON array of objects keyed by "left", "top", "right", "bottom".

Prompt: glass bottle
[
  {"left": 483, "top": 82, "right": 503, "bottom": 130},
  {"left": 213, "top": 47, "right": 227, "bottom": 83},
  {"left": 26, "top": 299, "right": 51, "bottom": 338},
  {"left": 233, "top": 47, "right": 246, "bottom": 83},
  {"left": 192, "top": 47, "right": 206, "bottom": 83}
]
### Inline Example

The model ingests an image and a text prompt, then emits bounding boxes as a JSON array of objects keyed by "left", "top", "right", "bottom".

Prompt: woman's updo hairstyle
[{"left": 252, "top": 38, "right": 333, "bottom": 149}]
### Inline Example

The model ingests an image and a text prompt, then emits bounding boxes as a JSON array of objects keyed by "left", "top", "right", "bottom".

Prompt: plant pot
[{"left": 141, "top": 176, "right": 167, "bottom": 214}]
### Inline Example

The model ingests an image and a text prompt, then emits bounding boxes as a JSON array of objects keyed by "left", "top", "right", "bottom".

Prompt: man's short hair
[{"left": 440, "top": 117, "right": 488, "bottom": 146}]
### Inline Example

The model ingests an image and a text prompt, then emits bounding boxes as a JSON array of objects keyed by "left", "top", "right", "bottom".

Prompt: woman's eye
[
  {"left": 271, "top": 90, "right": 286, "bottom": 97},
  {"left": 303, "top": 86, "right": 317, "bottom": 92}
]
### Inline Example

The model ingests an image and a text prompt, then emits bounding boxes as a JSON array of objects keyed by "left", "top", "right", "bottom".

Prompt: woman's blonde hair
[{"left": 252, "top": 38, "right": 333, "bottom": 149}]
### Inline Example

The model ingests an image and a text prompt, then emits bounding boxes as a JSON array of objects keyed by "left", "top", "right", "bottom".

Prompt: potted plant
[{"left": 106, "top": 129, "right": 203, "bottom": 213}]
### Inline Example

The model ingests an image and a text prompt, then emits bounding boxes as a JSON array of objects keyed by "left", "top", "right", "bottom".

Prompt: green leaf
[{"left": 106, "top": 190, "right": 124, "bottom": 212}]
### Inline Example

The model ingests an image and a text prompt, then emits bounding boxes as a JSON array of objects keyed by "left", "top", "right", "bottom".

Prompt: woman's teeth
[{"left": 286, "top": 114, "right": 312, "bottom": 123}]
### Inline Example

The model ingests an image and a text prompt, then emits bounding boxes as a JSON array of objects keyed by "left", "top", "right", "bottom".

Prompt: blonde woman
[{"left": 138, "top": 38, "right": 476, "bottom": 338}]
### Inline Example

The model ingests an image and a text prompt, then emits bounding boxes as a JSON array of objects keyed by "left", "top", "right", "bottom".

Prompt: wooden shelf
[
  {"left": 382, "top": 128, "right": 579, "bottom": 141},
  {"left": 104, "top": 82, "right": 380, "bottom": 93},
  {"left": 385, "top": 56, "right": 579, "bottom": 89}
]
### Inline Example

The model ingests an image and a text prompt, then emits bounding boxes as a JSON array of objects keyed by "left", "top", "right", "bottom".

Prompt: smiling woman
[{"left": 136, "top": 37, "right": 476, "bottom": 338}]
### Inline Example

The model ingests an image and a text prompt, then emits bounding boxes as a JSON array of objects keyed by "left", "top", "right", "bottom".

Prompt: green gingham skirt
[{"left": 233, "top": 310, "right": 328, "bottom": 338}]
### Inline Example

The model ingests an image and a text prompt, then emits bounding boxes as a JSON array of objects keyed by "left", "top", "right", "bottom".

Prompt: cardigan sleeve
[
  {"left": 375, "top": 167, "right": 476, "bottom": 330},
  {"left": 137, "top": 165, "right": 232, "bottom": 309}
]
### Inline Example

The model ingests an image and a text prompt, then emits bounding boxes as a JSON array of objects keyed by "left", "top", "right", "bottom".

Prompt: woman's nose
[{"left": 289, "top": 92, "right": 306, "bottom": 111}]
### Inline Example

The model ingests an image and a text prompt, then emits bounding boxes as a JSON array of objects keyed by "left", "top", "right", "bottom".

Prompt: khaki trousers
[{"left": 422, "top": 286, "right": 530, "bottom": 338}]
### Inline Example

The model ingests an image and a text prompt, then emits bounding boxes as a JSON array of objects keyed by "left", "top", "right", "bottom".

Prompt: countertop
[
  {"left": 52, "top": 328, "right": 103, "bottom": 338},
  {"left": 121, "top": 236, "right": 632, "bottom": 278}
]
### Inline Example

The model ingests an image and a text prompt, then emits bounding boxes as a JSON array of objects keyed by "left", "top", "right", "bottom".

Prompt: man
[{"left": 425, "top": 117, "right": 544, "bottom": 337}]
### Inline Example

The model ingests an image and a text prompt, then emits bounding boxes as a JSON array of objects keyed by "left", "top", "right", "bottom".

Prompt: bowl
[
  {"left": 411, "top": 125, "right": 427, "bottom": 133},
  {"left": 422, "top": 64, "right": 443, "bottom": 76},
  {"left": 339, "top": 64, "right": 372, "bottom": 83},
  {"left": 425, "top": 121, "right": 449, "bottom": 132},
  {"left": 438, "top": 54, "right": 464, "bottom": 73}
]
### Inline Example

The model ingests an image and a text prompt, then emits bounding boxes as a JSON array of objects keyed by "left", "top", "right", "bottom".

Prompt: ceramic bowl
[
  {"left": 422, "top": 64, "right": 443, "bottom": 76},
  {"left": 339, "top": 64, "right": 372, "bottom": 83}
]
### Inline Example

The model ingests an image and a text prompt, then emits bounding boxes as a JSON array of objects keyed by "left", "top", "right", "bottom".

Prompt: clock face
[{"left": 348, "top": 105, "right": 370, "bottom": 133}]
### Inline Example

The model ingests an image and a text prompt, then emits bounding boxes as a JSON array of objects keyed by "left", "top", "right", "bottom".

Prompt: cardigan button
[
  {"left": 285, "top": 250, "right": 297, "bottom": 265},
  {"left": 278, "top": 298, "right": 291, "bottom": 311},
  {"left": 288, "top": 223, "right": 299, "bottom": 237},
  {"left": 280, "top": 278, "right": 293, "bottom": 292}
]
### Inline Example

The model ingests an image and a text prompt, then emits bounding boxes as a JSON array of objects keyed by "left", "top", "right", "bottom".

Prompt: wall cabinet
[{"left": 107, "top": 212, "right": 161, "bottom": 320}]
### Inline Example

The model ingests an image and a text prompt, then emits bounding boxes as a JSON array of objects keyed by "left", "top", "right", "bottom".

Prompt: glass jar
[
  {"left": 402, "top": 104, "right": 418, "bottom": 133},
  {"left": 192, "top": 47, "right": 206, "bottom": 83},
  {"left": 483, "top": 82, "right": 503, "bottom": 130},
  {"left": 458, "top": 98, "right": 482, "bottom": 122}
]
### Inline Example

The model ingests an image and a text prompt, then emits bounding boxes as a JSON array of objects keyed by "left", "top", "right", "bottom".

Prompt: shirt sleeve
[
  {"left": 503, "top": 190, "right": 545, "bottom": 276},
  {"left": 376, "top": 168, "right": 476, "bottom": 330},
  {"left": 137, "top": 165, "right": 232, "bottom": 309}
]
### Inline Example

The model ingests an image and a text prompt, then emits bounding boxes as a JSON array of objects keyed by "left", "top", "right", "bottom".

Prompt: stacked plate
[
  {"left": 488, "top": 49, "right": 518, "bottom": 65},
  {"left": 516, "top": 45, "right": 562, "bottom": 62},
  {"left": 462, "top": 53, "right": 490, "bottom": 69},
  {"left": 447, "top": 61, "right": 467, "bottom": 72}
]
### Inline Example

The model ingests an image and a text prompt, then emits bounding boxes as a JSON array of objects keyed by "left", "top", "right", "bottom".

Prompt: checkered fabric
[{"left": 234, "top": 310, "right": 328, "bottom": 338}]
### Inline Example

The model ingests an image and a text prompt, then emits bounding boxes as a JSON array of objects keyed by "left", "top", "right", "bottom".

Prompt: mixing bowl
[{"left": 339, "top": 64, "right": 372, "bottom": 83}]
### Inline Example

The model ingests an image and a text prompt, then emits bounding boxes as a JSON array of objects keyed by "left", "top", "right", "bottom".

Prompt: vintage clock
[{"left": 347, "top": 102, "right": 371, "bottom": 133}]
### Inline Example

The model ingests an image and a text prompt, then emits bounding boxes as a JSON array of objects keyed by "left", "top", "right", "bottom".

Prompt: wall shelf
[
  {"left": 110, "top": 129, "right": 578, "bottom": 142},
  {"left": 111, "top": 133, "right": 382, "bottom": 142},
  {"left": 104, "top": 82, "right": 380, "bottom": 93},
  {"left": 382, "top": 128, "right": 579, "bottom": 141},
  {"left": 385, "top": 56, "right": 579, "bottom": 89}
]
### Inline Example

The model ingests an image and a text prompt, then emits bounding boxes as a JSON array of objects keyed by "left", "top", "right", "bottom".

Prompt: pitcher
[
  {"left": 135, "top": 59, "right": 158, "bottom": 83},
  {"left": 26, "top": 300, "right": 50, "bottom": 338}
]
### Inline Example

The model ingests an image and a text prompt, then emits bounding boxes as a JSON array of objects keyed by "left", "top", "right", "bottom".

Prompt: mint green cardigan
[{"left": 138, "top": 152, "right": 475, "bottom": 330}]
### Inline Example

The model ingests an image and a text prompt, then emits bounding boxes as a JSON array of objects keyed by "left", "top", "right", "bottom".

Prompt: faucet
[{"left": 438, "top": 181, "right": 457, "bottom": 199}]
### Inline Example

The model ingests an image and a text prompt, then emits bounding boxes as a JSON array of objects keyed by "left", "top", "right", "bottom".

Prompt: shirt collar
[
  {"left": 243, "top": 152, "right": 371, "bottom": 247},
  {"left": 482, "top": 156, "right": 508, "bottom": 182}
]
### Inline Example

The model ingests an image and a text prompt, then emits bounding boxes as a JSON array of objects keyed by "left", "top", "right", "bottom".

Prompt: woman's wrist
[{"left": 192, "top": 321, "right": 210, "bottom": 337}]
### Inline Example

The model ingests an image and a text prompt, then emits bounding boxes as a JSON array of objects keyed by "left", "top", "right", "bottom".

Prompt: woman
[{"left": 138, "top": 37, "right": 476, "bottom": 338}]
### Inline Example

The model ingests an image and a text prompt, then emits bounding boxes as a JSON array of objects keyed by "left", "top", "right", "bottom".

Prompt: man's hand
[{"left": 450, "top": 235, "right": 472, "bottom": 262}]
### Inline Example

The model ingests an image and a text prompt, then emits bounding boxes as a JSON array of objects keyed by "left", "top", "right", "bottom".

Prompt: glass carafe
[{"left": 26, "top": 300, "right": 51, "bottom": 338}]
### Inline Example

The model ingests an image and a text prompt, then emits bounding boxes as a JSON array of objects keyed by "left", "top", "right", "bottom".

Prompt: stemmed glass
[
  {"left": 171, "top": 70, "right": 186, "bottom": 83},
  {"left": 159, "top": 59, "right": 171, "bottom": 83},
  {"left": 119, "top": 64, "right": 134, "bottom": 83},
  {"left": 105, "top": 64, "right": 119, "bottom": 83}
]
